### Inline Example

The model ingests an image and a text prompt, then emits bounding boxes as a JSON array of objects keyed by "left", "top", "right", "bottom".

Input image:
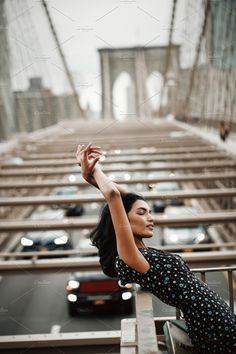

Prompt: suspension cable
[
  {"left": 41, "top": 0, "right": 84, "bottom": 118},
  {"left": 182, "top": 0, "right": 209, "bottom": 116},
  {"left": 159, "top": 0, "right": 177, "bottom": 114}
]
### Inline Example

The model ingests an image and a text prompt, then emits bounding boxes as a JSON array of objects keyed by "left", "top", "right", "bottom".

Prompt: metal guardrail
[
  {"left": 0, "top": 330, "right": 121, "bottom": 350},
  {"left": 17, "top": 145, "right": 220, "bottom": 159},
  {"left": 1, "top": 242, "right": 235, "bottom": 259},
  {"left": 1, "top": 265, "right": 234, "bottom": 352},
  {"left": 192, "top": 266, "right": 236, "bottom": 313},
  {"left": 0, "top": 151, "right": 228, "bottom": 168},
  {"left": 0, "top": 211, "right": 236, "bottom": 231},
  {"left": 0, "top": 160, "right": 235, "bottom": 176},
  {"left": 1, "top": 189, "right": 236, "bottom": 206},
  {"left": 0, "top": 251, "right": 235, "bottom": 275},
  {"left": 121, "top": 265, "right": 236, "bottom": 354},
  {"left": 0, "top": 171, "right": 235, "bottom": 189}
]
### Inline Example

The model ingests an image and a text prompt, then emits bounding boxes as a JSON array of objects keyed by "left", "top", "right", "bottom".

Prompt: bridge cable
[
  {"left": 41, "top": 0, "right": 84, "bottom": 118},
  {"left": 159, "top": 0, "right": 177, "bottom": 115},
  {"left": 182, "top": 0, "right": 209, "bottom": 116}
]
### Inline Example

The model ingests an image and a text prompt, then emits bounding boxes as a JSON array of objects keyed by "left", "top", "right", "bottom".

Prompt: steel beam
[
  {"left": 0, "top": 172, "right": 235, "bottom": 189},
  {"left": 0, "top": 330, "right": 120, "bottom": 349},
  {"left": 0, "top": 251, "right": 235, "bottom": 275},
  {"left": 0, "top": 160, "right": 235, "bottom": 177},
  {"left": 1, "top": 189, "right": 236, "bottom": 207},
  {"left": 0, "top": 211, "right": 236, "bottom": 231}
]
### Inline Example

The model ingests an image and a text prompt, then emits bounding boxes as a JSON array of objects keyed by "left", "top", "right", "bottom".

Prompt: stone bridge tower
[{"left": 99, "top": 45, "right": 180, "bottom": 119}]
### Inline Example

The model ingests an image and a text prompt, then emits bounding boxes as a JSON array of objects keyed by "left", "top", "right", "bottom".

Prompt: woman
[{"left": 76, "top": 143, "right": 236, "bottom": 354}]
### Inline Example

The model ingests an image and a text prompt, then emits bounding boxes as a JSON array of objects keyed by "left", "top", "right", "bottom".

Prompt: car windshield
[
  {"left": 156, "top": 182, "right": 179, "bottom": 191},
  {"left": 166, "top": 225, "right": 203, "bottom": 233}
]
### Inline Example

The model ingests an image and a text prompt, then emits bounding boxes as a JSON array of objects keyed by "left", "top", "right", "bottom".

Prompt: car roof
[
  {"left": 70, "top": 271, "right": 112, "bottom": 280},
  {"left": 164, "top": 205, "right": 200, "bottom": 216},
  {"left": 30, "top": 209, "right": 64, "bottom": 220},
  {"left": 24, "top": 230, "right": 68, "bottom": 240}
]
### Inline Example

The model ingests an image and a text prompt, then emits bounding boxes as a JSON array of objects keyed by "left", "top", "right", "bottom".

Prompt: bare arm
[
  {"left": 78, "top": 144, "right": 149, "bottom": 273},
  {"left": 92, "top": 166, "right": 149, "bottom": 272}
]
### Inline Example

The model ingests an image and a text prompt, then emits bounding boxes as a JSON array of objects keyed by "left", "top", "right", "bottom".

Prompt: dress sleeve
[{"left": 115, "top": 254, "right": 157, "bottom": 290}]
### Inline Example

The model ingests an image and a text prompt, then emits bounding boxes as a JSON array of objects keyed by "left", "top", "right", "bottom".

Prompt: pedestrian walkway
[{"left": 174, "top": 118, "right": 236, "bottom": 157}]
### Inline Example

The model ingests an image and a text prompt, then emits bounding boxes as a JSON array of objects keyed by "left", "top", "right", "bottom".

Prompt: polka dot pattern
[{"left": 115, "top": 247, "right": 236, "bottom": 353}]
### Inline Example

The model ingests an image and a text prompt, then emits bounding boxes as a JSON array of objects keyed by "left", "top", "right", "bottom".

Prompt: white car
[
  {"left": 21, "top": 230, "right": 72, "bottom": 253},
  {"left": 162, "top": 206, "right": 211, "bottom": 246}
]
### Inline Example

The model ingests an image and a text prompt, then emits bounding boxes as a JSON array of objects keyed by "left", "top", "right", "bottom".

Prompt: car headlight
[
  {"left": 67, "top": 280, "right": 80, "bottom": 290},
  {"left": 54, "top": 235, "right": 68, "bottom": 245},
  {"left": 118, "top": 280, "right": 133, "bottom": 289},
  {"left": 21, "top": 237, "right": 34, "bottom": 246},
  {"left": 196, "top": 232, "right": 205, "bottom": 242},
  {"left": 122, "top": 292, "right": 132, "bottom": 300},
  {"left": 169, "top": 234, "right": 179, "bottom": 243},
  {"left": 67, "top": 294, "right": 77, "bottom": 302}
]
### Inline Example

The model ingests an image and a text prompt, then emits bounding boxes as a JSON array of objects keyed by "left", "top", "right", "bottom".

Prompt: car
[
  {"left": 20, "top": 208, "right": 73, "bottom": 255},
  {"left": 66, "top": 271, "right": 134, "bottom": 316},
  {"left": 50, "top": 186, "right": 85, "bottom": 216},
  {"left": 152, "top": 182, "right": 184, "bottom": 213},
  {"left": 66, "top": 232, "right": 134, "bottom": 316},
  {"left": 21, "top": 230, "right": 73, "bottom": 253},
  {"left": 162, "top": 206, "right": 211, "bottom": 248},
  {"left": 30, "top": 208, "right": 65, "bottom": 220}
]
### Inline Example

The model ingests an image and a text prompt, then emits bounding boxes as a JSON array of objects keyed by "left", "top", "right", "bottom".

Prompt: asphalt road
[
  {"left": 0, "top": 181, "right": 234, "bottom": 337},
  {"left": 0, "top": 231, "right": 233, "bottom": 336}
]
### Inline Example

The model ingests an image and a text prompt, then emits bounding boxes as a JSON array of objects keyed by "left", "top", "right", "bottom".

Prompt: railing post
[
  {"left": 120, "top": 318, "right": 136, "bottom": 354},
  {"left": 228, "top": 270, "right": 234, "bottom": 313},
  {"left": 135, "top": 286, "right": 160, "bottom": 354}
]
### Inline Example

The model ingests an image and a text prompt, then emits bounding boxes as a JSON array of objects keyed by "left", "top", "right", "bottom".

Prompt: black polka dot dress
[{"left": 115, "top": 247, "right": 236, "bottom": 353}]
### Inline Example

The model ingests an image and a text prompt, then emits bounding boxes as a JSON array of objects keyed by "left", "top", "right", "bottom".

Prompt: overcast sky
[{"left": 7, "top": 0, "right": 193, "bottom": 112}]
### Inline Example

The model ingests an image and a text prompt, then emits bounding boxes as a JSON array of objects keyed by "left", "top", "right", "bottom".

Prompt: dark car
[
  {"left": 66, "top": 271, "right": 134, "bottom": 316},
  {"left": 51, "top": 186, "right": 85, "bottom": 216},
  {"left": 152, "top": 182, "right": 184, "bottom": 213},
  {"left": 66, "top": 234, "right": 134, "bottom": 316},
  {"left": 21, "top": 230, "right": 72, "bottom": 253}
]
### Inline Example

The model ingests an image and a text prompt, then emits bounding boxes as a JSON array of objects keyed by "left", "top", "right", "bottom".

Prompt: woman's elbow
[{"left": 105, "top": 188, "right": 120, "bottom": 201}]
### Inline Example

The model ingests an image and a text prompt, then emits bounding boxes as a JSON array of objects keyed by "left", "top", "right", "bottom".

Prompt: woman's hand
[{"left": 76, "top": 143, "right": 103, "bottom": 184}]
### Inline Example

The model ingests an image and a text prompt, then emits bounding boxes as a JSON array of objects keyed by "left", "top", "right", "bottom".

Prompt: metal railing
[
  {"left": 121, "top": 265, "right": 236, "bottom": 354},
  {"left": 0, "top": 250, "right": 236, "bottom": 275}
]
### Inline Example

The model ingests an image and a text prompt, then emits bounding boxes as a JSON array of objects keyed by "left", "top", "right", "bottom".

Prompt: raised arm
[{"left": 77, "top": 143, "right": 149, "bottom": 273}]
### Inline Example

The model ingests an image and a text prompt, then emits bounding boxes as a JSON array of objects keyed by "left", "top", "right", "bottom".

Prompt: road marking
[
  {"left": 0, "top": 276, "right": 3, "bottom": 283},
  {"left": 50, "top": 324, "right": 61, "bottom": 334}
]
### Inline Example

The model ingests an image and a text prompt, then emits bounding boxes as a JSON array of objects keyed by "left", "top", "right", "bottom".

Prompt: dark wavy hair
[{"left": 90, "top": 193, "right": 145, "bottom": 277}]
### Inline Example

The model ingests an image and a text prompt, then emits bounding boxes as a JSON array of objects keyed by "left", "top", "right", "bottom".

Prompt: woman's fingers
[
  {"left": 78, "top": 145, "right": 103, "bottom": 158},
  {"left": 90, "top": 155, "right": 100, "bottom": 170},
  {"left": 76, "top": 144, "right": 103, "bottom": 169}
]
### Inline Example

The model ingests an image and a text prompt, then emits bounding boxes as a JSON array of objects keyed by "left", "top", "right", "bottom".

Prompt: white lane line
[
  {"left": 50, "top": 324, "right": 61, "bottom": 334},
  {"left": 0, "top": 276, "right": 3, "bottom": 283}
]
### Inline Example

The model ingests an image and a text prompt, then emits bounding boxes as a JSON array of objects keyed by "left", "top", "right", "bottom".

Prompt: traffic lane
[
  {"left": 0, "top": 272, "right": 233, "bottom": 336},
  {"left": 0, "top": 273, "right": 68, "bottom": 335},
  {"left": 0, "top": 273, "right": 134, "bottom": 335}
]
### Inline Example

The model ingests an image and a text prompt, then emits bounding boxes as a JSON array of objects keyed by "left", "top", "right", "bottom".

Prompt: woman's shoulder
[
  {"left": 115, "top": 247, "right": 164, "bottom": 275},
  {"left": 140, "top": 247, "right": 190, "bottom": 269}
]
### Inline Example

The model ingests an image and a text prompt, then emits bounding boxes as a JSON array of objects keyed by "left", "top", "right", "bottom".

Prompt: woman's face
[{"left": 127, "top": 199, "right": 154, "bottom": 238}]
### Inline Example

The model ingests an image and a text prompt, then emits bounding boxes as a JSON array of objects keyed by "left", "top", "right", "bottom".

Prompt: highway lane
[
  {"left": 0, "top": 270, "right": 232, "bottom": 336},
  {"left": 0, "top": 231, "right": 234, "bottom": 336},
  {"left": 0, "top": 272, "right": 134, "bottom": 335},
  {"left": 1, "top": 182, "right": 234, "bottom": 336}
]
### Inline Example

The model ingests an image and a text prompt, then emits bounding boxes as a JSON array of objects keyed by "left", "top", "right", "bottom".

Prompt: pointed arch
[
  {"left": 112, "top": 71, "right": 135, "bottom": 120},
  {"left": 146, "top": 71, "right": 165, "bottom": 115}
]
